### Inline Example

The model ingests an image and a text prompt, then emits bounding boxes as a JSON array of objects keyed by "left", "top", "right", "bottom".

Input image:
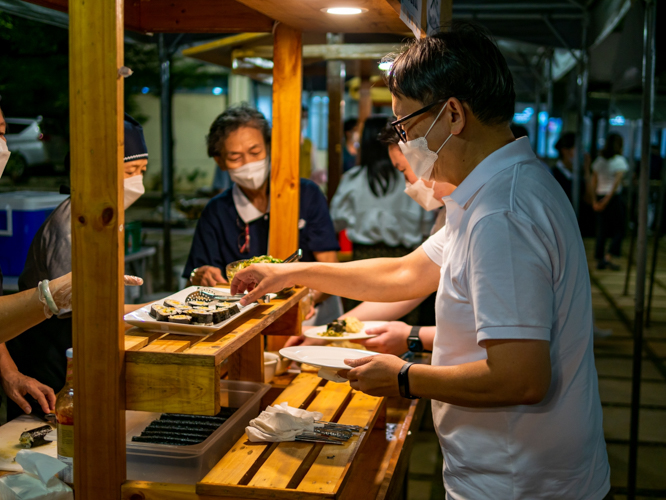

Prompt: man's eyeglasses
[{"left": 391, "top": 100, "right": 447, "bottom": 143}]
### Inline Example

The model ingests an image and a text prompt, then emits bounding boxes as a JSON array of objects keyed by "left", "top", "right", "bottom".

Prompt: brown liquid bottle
[{"left": 56, "top": 348, "right": 74, "bottom": 484}]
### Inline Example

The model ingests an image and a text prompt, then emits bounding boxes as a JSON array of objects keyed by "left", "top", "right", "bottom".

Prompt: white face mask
[
  {"left": 0, "top": 140, "right": 10, "bottom": 179},
  {"left": 398, "top": 103, "right": 452, "bottom": 181},
  {"left": 229, "top": 158, "right": 269, "bottom": 191},
  {"left": 124, "top": 174, "right": 145, "bottom": 209},
  {"left": 404, "top": 180, "right": 443, "bottom": 211}
]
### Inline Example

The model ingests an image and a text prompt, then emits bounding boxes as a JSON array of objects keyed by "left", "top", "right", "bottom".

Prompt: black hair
[
  {"left": 385, "top": 21, "right": 515, "bottom": 126},
  {"left": 344, "top": 118, "right": 358, "bottom": 134},
  {"left": 353, "top": 115, "right": 398, "bottom": 198},
  {"left": 555, "top": 132, "right": 576, "bottom": 156},
  {"left": 601, "top": 133, "right": 623, "bottom": 159},
  {"left": 378, "top": 121, "right": 400, "bottom": 145},
  {"left": 510, "top": 124, "right": 529, "bottom": 139},
  {"left": 207, "top": 103, "right": 271, "bottom": 158}
]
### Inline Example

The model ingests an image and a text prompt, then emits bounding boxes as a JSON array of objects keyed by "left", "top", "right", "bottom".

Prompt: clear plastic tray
[{"left": 125, "top": 379, "right": 270, "bottom": 484}]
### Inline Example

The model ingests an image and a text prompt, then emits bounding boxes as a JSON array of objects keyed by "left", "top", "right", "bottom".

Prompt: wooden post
[
  {"left": 326, "top": 33, "right": 345, "bottom": 203},
  {"left": 268, "top": 23, "right": 302, "bottom": 260},
  {"left": 69, "top": 0, "right": 125, "bottom": 496}
]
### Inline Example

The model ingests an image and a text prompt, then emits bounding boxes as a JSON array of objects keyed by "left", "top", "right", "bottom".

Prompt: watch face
[{"left": 408, "top": 338, "right": 422, "bottom": 352}]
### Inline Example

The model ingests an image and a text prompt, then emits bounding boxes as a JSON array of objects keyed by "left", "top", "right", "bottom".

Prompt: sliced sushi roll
[
  {"left": 149, "top": 304, "right": 166, "bottom": 318},
  {"left": 156, "top": 307, "right": 178, "bottom": 321},
  {"left": 212, "top": 308, "right": 231, "bottom": 324},
  {"left": 186, "top": 299, "right": 210, "bottom": 308},
  {"left": 190, "top": 309, "right": 213, "bottom": 324},
  {"left": 164, "top": 299, "right": 183, "bottom": 308},
  {"left": 225, "top": 304, "right": 241, "bottom": 316},
  {"left": 168, "top": 314, "right": 192, "bottom": 324}
]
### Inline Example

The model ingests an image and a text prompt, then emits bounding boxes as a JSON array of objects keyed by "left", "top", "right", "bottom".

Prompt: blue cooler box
[{"left": 0, "top": 191, "right": 69, "bottom": 277}]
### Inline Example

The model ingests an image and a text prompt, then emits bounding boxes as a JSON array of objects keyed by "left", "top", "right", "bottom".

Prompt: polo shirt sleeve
[
  {"left": 611, "top": 155, "right": 630, "bottom": 174},
  {"left": 421, "top": 226, "right": 447, "bottom": 266},
  {"left": 329, "top": 173, "right": 357, "bottom": 233},
  {"left": 182, "top": 200, "right": 227, "bottom": 278},
  {"left": 301, "top": 180, "right": 340, "bottom": 252},
  {"left": 467, "top": 212, "right": 553, "bottom": 345}
]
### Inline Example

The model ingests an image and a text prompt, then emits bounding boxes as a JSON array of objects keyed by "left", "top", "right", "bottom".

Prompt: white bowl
[{"left": 263, "top": 352, "right": 279, "bottom": 383}]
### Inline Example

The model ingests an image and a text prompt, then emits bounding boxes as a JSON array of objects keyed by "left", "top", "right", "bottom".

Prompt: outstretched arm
[{"left": 232, "top": 247, "right": 440, "bottom": 306}]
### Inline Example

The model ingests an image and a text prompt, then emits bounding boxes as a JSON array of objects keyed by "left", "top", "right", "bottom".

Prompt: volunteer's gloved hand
[
  {"left": 0, "top": 369, "right": 56, "bottom": 415},
  {"left": 38, "top": 273, "right": 72, "bottom": 319},
  {"left": 191, "top": 266, "right": 227, "bottom": 286},
  {"left": 124, "top": 275, "right": 144, "bottom": 286}
]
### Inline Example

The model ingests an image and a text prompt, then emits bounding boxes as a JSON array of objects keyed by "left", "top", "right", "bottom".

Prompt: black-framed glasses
[{"left": 391, "top": 100, "right": 447, "bottom": 143}]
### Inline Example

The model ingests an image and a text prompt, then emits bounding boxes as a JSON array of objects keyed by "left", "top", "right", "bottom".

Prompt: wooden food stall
[{"left": 18, "top": 1, "right": 449, "bottom": 498}]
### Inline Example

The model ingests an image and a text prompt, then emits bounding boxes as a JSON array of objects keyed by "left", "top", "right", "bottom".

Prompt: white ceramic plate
[
  {"left": 303, "top": 320, "right": 386, "bottom": 341},
  {"left": 279, "top": 346, "right": 379, "bottom": 370},
  {"left": 123, "top": 286, "right": 261, "bottom": 336}
]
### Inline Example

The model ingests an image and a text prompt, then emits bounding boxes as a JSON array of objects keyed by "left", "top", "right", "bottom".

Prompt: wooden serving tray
[
  {"left": 124, "top": 286, "right": 308, "bottom": 415},
  {"left": 196, "top": 373, "right": 385, "bottom": 500}
]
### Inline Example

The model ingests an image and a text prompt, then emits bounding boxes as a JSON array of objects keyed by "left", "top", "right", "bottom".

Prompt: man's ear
[
  {"left": 213, "top": 155, "right": 225, "bottom": 169},
  {"left": 447, "top": 98, "right": 466, "bottom": 136}
]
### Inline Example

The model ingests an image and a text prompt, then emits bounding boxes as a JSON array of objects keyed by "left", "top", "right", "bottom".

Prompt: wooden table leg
[{"left": 228, "top": 334, "right": 264, "bottom": 383}]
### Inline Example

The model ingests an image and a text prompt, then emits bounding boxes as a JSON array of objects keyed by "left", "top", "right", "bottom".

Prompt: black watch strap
[{"left": 398, "top": 362, "right": 420, "bottom": 399}]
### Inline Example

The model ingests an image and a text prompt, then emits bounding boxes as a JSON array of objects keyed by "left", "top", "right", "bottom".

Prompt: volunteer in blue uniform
[
  {"left": 184, "top": 105, "right": 339, "bottom": 291},
  {"left": 0, "top": 104, "right": 72, "bottom": 347},
  {"left": 0, "top": 113, "right": 147, "bottom": 421}
]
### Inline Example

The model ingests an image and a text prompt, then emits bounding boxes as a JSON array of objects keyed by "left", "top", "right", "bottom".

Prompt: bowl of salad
[{"left": 226, "top": 255, "right": 283, "bottom": 283}]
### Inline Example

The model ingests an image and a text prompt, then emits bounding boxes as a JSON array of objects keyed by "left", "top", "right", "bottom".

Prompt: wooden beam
[
  {"left": 268, "top": 24, "right": 302, "bottom": 260},
  {"left": 137, "top": 0, "right": 274, "bottom": 33},
  {"left": 232, "top": 43, "right": 401, "bottom": 62},
  {"left": 69, "top": 0, "right": 125, "bottom": 497}
]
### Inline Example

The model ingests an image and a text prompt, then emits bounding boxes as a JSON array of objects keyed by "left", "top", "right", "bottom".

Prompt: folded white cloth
[{"left": 246, "top": 403, "right": 324, "bottom": 443}]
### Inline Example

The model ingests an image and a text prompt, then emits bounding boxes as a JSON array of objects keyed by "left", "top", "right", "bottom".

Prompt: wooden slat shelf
[{"left": 124, "top": 287, "right": 308, "bottom": 415}]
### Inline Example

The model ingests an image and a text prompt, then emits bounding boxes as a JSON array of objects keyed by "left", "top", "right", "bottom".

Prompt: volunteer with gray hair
[{"left": 232, "top": 23, "right": 611, "bottom": 500}]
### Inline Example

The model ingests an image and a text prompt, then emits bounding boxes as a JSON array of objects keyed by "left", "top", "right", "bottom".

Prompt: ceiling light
[{"left": 323, "top": 7, "right": 367, "bottom": 15}]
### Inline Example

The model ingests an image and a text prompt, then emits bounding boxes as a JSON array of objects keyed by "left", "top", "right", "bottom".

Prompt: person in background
[
  {"left": 591, "top": 133, "right": 629, "bottom": 271},
  {"left": 299, "top": 106, "right": 319, "bottom": 180},
  {"left": 0, "top": 103, "right": 72, "bottom": 349},
  {"left": 185, "top": 105, "right": 341, "bottom": 323},
  {"left": 342, "top": 118, "right": 359, "bottom": 173},
  {"left": 331, "top": 116, "right": 431, "bottom": 261},
  {"left": 0, "top": 113, "right": 148, "bottom": 420}
]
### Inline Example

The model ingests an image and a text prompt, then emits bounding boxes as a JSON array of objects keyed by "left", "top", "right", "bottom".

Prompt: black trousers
[{"left": 595, "top": 194, "right": 625, "bottom": 261}]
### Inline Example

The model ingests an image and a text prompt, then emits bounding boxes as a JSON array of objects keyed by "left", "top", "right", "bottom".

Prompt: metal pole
[
  {"left": 534, "top": 68, "right": 542, "bottom": 154},
  {"left": 646, "top": 156, "right": 666, "bottom": 327},
  {"left": 544, "top": 54, "right": 554, "bottom": 158},
  {"left": 159, "top": 34, "right": 173, "bottom": 291},
  {"left": 627, "top": 1, "right": 656, "bottom": 497},
  {"left": 572, "top": 10, "right": 589, "bottom": 217},
  {"left": 624, "top": 121, "right": 639, "bottom": 296}
]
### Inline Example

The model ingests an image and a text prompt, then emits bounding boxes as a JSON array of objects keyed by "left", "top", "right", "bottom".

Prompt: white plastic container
[
  {"left": 125, "top": 379, "right": 270, "bottom": 484},
  {"left": 263, "top": 352, "right": 279, "bottom": 383}
]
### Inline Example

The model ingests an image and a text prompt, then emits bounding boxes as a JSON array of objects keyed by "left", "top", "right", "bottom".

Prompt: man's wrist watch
[
  {"left": 398, "top": 362, "right": 420, "bottom": 399},
  {"left": 407, "top": 326, "right": 424, "bottom": 353}
]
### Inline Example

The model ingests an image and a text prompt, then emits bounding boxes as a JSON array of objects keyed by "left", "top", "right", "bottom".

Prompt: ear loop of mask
[{"left": 423, "top": 102, "right": 453, "bottom": 154}]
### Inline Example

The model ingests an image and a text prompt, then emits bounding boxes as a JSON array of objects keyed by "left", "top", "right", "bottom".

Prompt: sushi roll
[
  {"left": 225, "top": 304, "right": 241, "bottom": 316},
  {"left": 19, "top": 425, "right": 53, "bottom": 448},
  {"left": 212, "top": 307, "right": 231, "bottom": 324},
  {"left": 190, "top": 309, "right": 213, "bottom": 325},
  {"left": 156, "top": 307, "right": 178, "bottom": 321},
  {"left": 150, "top": 304, "right": 166, "bottom": 318},
  {"left": 186, "top": 299, "right": 210, "bottom": 308},
  {"left": 164, "top": 299, "right": 183, "bottom": 308},
  {"left": 168, "top": 314, "right": 192, "bottom": 324}
]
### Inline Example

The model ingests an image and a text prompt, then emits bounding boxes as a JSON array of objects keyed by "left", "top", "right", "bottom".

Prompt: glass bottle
[{"left": 56, "top": 348, "right": 74, "bottom": 484}]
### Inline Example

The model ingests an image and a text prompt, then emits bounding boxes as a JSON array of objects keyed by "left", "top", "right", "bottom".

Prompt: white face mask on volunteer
[
  {"left": 398, "top": 103, "right": 452, "bottom": 181},
  {"left": 124, "top": 174, "right": 145, "bottom": 209},
  {"left": 228, "top": 157, "right": 270, "bottom": 191},
  {"left": 0, "top": 140, "right": 11, "bottom": 179},
  {"left": 404, "top": 179, "right": 443, "bottom": 211}
]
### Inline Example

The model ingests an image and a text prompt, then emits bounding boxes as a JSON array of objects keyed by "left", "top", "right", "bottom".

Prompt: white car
[{"left": 4, "top": 117, "right": 68, "bottom": 180}]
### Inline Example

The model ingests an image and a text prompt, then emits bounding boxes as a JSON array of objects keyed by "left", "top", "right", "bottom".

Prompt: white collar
[
  {"left": 232, "top": 184, "right": 270, "bottom": 223},
  {"left": 554, "top": 159, "right": 573, "bottom": 180},
  {"left": 447, "top": 137, "right": 537, "bottom": 209}
]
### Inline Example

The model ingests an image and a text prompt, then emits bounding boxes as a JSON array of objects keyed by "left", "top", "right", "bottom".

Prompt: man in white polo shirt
[{"left": 231, "top": 22, "right": 611, "bottom": 500}]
